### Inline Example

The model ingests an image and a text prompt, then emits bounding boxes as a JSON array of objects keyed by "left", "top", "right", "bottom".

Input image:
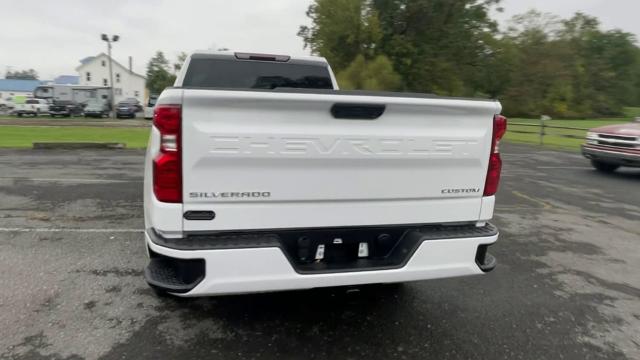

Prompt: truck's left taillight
[
  {"left": 153, "top": 104, "right": 182, "bottom": 203},
  {"left": 483, "top": 114, "right": 507, "bottom": 197}
]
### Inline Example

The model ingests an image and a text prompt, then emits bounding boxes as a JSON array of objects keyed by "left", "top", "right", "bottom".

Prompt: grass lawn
[
  {"left": 0, "top": 115, "right": 87, "bottom": 120},
  {"left": 505, "top": 113, "right": 637, "bottom": 151},
  {"left": 0, "top": 126, "right": 150, "bottom": 148},
  {"left": 1, "top": 109, "right": 637, "bottom": 151}
]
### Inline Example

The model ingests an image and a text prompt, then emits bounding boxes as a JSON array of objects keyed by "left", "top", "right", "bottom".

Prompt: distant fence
[{"left": 508, "top": 121, "right": 589, "bottom": 146}]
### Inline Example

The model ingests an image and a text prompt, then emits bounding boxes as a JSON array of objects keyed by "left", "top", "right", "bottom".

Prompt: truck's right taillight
[
  {"left": 484, "top": 114, "right": 507, "bottom": 196},
  {"left": 153, "top": 104, "right": 182, "bottom": 203}
]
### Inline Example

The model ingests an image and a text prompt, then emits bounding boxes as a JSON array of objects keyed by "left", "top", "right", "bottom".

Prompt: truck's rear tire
[{"left": 591, "top": 160, "right": 620, "bottom": 173}]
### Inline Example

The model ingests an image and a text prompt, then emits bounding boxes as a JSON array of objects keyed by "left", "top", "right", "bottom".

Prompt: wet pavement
[{"left": 0, "top": 143, "right": 638, "bottom": 359}]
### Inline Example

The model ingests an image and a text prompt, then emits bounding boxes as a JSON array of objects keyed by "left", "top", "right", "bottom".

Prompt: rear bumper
[
  {"left": 582, "top": 145, "right": 640, "bottom": 167},
  {"left": 145, "top": 224, "right": 499, "bottom": 296}
]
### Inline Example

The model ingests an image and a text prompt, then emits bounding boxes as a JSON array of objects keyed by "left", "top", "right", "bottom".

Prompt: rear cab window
[{"left": 182, "top": 57, "right": 334, "bottom": 90}]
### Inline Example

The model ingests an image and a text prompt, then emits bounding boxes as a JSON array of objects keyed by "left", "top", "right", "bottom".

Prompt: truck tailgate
[{"left": 181, "top": 90, "right": 500, "bottom": 231}]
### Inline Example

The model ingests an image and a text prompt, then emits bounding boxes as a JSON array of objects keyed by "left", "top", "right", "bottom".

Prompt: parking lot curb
[{"left": 32, "top": 142, "right": 126, "bottom": 150}]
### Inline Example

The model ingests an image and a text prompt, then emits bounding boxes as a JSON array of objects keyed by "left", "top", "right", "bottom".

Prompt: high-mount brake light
[
  {"left": 483, "top": 115, "right": 507, "bottom": 196},
  {"left": 234, "top": 52, "right": 291, "bottom": 62},
  {"left": 152, "top": 104, "right": 182, "bottom": 203}
]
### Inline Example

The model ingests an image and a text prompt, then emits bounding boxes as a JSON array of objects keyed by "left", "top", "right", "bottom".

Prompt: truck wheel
[
  {"left": 591, "top": 160, "right": 619, "bottom": 173},
  {"left": 17, "top": 113, "right": 23, "bottom": 117}
]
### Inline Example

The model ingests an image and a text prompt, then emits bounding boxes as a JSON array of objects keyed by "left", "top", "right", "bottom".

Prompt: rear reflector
[
  {"left": 153, "top": 154, "right": 181, "bottom": 202},
  {"left": 153, "top": 104, "right": 182, "bottom": 203},
  {"left": 484, "top": 115, "right": 507, "bottom": 196},
  {"left": 483, "top": 153, "right": 503, "bottom": 196}
]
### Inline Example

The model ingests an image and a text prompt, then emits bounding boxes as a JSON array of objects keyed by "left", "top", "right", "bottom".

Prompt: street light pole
[{"left": 101, "top": 34, "right": 119, "bottom": 118}]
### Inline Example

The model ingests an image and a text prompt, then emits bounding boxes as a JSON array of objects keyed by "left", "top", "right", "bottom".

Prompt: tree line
[
  {"left": 5, "top": 69, "right": 38, "bottom": 80},
  {"left": 145, "top": 51, "right": 188, "bottom": 95},
  {"left": 299, "top": 0, "right": 640, "bottom": 118}
]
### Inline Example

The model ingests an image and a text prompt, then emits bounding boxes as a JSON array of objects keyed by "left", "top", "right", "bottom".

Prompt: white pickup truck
[
  {"left": 143, "top": 51, "right": 506, "bottom": 297},
  {"left": 14, "top": 98, "right": 49, "bottom": 117}
]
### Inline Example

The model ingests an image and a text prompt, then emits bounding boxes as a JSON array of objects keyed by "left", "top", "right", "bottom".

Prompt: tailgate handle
[
  {"left": 184, "top": 211, "right": 216, "bottom": 221},
  {"left": 330, "top": 103, "right": 385, "bottom": 120}
]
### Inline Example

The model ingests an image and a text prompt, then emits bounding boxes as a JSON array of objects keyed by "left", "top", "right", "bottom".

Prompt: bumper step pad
[{"left": 144, "top": 251, "right": 205, "bottom": 294}]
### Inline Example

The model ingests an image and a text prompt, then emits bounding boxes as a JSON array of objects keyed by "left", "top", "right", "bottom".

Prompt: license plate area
[{"left": 278, "top": 227, "right": 419, "bottom": 273}]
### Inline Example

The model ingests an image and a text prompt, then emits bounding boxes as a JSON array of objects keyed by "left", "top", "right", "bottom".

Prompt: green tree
[
  {"left": 498, "top": 11, "right": 574, "bottom": 117},
  {"left": 300, "top": 2, "right": 640, "bottom": 117},
  {"left": 299, "top": 0, "right": 383, "bottom": 72},
  {"left": 473, "top": 35, "right": 518, "bottom": 99},
  {"left": 371, "top": 0, "right": 501, "bottom": 95},
  {"left": 173, "top": 52, "right": 189, "bottom": 73},
  {"left": 498, "top": 11, "right": 640, "bottom": 117},
  {"left": 337, "top": 55, "right": 402, "bottom": 90},
  {"left": 576, "top": 29, "right": 639, "bottom": 115},
  {"left": 5, "top": 69, "right": 38, "bottom": 80},
  {"left": 300, "top": 0, "right": 501, "bottom": 95},
  {"left": 146, "top": 51, "right": 176, "bottom": 94}
]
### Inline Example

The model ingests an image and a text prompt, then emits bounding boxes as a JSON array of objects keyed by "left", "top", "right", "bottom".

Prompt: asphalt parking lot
[{"left": 0, "top": 143, "right": 638, "bottom": 360}]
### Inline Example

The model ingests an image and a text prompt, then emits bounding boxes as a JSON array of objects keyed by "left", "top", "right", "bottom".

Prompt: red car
[{"left": 583, "top": 119, "right": 640, "bottom": 172}]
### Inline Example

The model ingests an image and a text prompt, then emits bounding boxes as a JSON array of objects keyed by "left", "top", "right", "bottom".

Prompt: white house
[{"left": 76, "top": 53, "right": 146, "bottom": 104}]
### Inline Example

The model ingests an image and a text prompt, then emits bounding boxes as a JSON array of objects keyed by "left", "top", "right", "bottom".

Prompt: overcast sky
[{"left": 1, "top": 0, "right": 639, "bottom": 80}]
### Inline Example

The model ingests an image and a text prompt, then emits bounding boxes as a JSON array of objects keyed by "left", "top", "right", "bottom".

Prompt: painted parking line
[
  {"left": 511, "top": 190, "right": 554, "bottom": 209},
  {"left": 0, "top": 228, "right": 143, "bottom": 233},
  {"left": 0, "top": 177, "right": 143, "bottom": 183},
  {"left": 536, "top": 166, "right": 593, "bottom": 170}
]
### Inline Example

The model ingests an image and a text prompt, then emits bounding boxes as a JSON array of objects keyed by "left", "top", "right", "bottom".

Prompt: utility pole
[{"left": 101, "top": 34, "right": 119, "bottom": 118}]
